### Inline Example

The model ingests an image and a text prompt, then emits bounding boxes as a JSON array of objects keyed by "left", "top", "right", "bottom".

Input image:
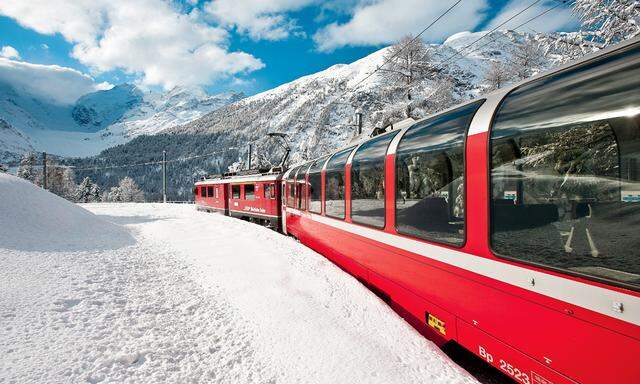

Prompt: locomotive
[{"left": 195, "top": 36, "right": 640, "bottom": 384}]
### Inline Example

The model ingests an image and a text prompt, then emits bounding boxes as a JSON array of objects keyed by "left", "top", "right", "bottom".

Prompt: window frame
[
  {"left": 244, "top": 183, "right": 255, "bottom": 201},
  {"left": 394, "top": 100, "right": 484, "bottom": 248},
  {"left": 231, "top": 184, "right": 241, "bottom": 199},
  {"left": 308, "top": 156, "right": 329, "bottom": 214},
  {"left": 350, "top": 131, "right": 399, "bottom": 229},
  {"left": 487, "top": 43, "right": 640, "bottom": 292},
  {"left": 324, "top": 147, "right": 355, "bottom": 220}
]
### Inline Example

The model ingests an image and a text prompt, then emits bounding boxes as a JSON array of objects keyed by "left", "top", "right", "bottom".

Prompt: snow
[{"left": 0, "top": 173, "right": 477, "bottom": 383}]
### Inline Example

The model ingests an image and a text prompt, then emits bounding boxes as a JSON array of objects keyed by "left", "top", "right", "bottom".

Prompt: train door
[{"left": 281, "top": 180, "right": 288, "bottom": 235}]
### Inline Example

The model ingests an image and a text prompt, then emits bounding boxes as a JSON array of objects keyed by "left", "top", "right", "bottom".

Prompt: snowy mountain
[
  {"left": 67, "top": 30, "right": 568, "bottom": 201},
  {"left": 166, "top": 30, "right": 557, "bottom": 166},
  {"left": 0, "top": 81, "right": 243, "bottom": 161}
]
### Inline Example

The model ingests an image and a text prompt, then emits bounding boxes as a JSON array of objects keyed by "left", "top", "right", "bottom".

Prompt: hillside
[
  {"left": 0, "top": 80, "right": 243, "bottom": 163},
  {"left": 67, "top": 30, "right": 563, "bottom": 201}
]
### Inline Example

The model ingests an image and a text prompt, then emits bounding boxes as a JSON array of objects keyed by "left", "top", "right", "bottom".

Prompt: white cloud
[
  {"left": 40, "top": 43, "right": 49, "bottom": 50},
  {"left": 485, "top": 0, "right": 578, "bottom": 33},
  {"left": 0, "top": 0, "right": 265, "bottom": 89},
  {"left": 313, "top": 0, "right": 489, "bottom": 51},
  {"left": 0, "top": 46, "right": 20, "bottom": 59},
  {"left": 204, "top": 0, "right": 315, "bottom": 40},
  {"left": 0, "top": 58, "right": 109, "bottom": 104}
]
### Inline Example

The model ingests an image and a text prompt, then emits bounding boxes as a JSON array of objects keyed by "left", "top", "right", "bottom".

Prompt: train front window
[
  {"left": 490, "top": 43, "right": 640, "bottom": 289},
  {"left": 286, "top": 167, "right": 298, "bottom": 208},
  {"left": 395, "top": 102, "right": 481, "bottom": 246},
  {"left": 308, "top": 156, "right": 328, "bottom": 214},
  {"left": 245, "top": 184, "right": 255, "bottom": 200},
  {"left": 351, "top": 131, "right": 398, "bottom": 228},
  {"left": 295, "top": 164, "right": 310, "bottom": 210},
  {"left": 232, "top": 185, "right": 240, "bottom": 199},
  {"left": 325, "top": 147, "right": 355, "bottom": 219}
]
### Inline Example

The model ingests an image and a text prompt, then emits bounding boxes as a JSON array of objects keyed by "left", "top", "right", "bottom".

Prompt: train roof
[{"left": 196, "top": 167, "right": 284, "bottom": 185}]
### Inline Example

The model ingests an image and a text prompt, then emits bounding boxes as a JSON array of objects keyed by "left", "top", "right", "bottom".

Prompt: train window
[
  {"left": 232, "top": 185, "right": 240, "bottom": 199},
  {"left": 308, "top": 156, "right": 329, "bottom": 214},
  {"left": 245, "top": 184, "right": 255, "bottom": 200},
  {"left": 325, "top": 147, "right": 355, "bottom": 219},
  {"left": 286, "top": 166, "right": 298, "bottom": 208},
  {"left": 207, "top": 186, "right": 214, "bottom": 198},
  {"left": 296, "top": 164, "right": 310, "bottom": 210},
  {"left": 490, "top": 43, "right": 640, "bottom": 289},
  {"left": 351, "top": 132, "right": 399, "bottom": 228},
  {"left": 396, "top": 101, "right": 482, "bottom": 246},
  {"left": 200, "top": 186, "right": 206, "bottom": 198}
]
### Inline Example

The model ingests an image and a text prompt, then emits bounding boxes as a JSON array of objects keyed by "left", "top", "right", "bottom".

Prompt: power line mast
[
  {"left": 162, "top": 150, "right": 167, "bottom": 203},
  {"left": 42, "top": 152, "right": 47, "bottom": 190}
]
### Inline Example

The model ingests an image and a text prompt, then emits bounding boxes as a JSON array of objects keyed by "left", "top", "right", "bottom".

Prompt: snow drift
[{"left": 0, "top": 173, "right": 134, "bottom": 251}]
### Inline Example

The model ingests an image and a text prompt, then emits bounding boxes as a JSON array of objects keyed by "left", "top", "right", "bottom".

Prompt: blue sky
[{"left": 0, "top": 0, "right": 577, "bottom": 98}]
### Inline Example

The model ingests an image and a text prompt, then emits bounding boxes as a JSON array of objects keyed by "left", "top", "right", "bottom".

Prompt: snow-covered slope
[
  {"left": 0, "top": 81, "right": 243, "bottom": 160},
  {"left": 167, "top": 30, "right": 555, "bottom": 167},
  {"left": 0, "top": 174, "right": 478, "bottom": 383}
]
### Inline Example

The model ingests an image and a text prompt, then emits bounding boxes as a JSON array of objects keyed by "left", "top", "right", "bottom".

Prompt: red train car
[
  {"left": 282, "top": 37, "right": 640, "bottom": 384},
  {"left": 196, "top": 169, "right": 283, "bottom": 230}
]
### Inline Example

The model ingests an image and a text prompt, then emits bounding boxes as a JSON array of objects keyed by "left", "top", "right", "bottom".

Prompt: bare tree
[
  {"left": 484, "top": 61, "right": 511, "bottom": 91},
  {"left": 539, "top": 0, "right": 640, "bottom": 63},
  {"left": 379, "top": 35, "right": 436, "bottom": 116},
  {"left": 511, "top": 40, "right": 545, "bottom": 80}
]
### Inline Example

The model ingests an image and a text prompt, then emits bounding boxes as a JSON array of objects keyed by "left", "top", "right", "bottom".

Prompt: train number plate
[{"left": 427, "top": 313, "right": 446, "bottom": 335}]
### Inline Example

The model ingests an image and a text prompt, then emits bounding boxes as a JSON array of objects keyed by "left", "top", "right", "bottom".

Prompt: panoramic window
[
  {"left": 232, "top": 185, "right": 240, "bottom": 199},
  {"left": 490, "top": 43, "right": 640, "bottom": 289},
  {"left": 286, "top": 166, "right": 298, "bottom": 208},
  {"left": 308, "top": 156, "right": 328, "bottom": 214},
  {"left": 396, "top": 101, "right": 482, "bottom": 246},
  {"left": 296, "top": 164, "right": 310, "bottom": 210},
  {"left": 325, "top": 147, "right": 355, "bottom": 219},
  {"left": 351, "top": 132, "right": 398, "bottom": 228},
  {"left": 245, "top": 184, "right": 255, "bottom": 200}
]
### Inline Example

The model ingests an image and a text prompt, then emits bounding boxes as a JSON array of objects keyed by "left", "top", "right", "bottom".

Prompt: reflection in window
[
  {"left": 325, "top": 147, "right": 354, "bottom": 219},
  {"left": 295, "top": 164, "right": 310, "bottom": 210},
  {"left": 308, "top": 157, "right": 328, "bottom": 214},
  {"left": 491, "top": 43, "right": 640, "bottom": 289},
  {"left": 351, "top": 132, "right": 398, "bottom": 228},
  {"left": 232, "top": 185, "right": 240, "bottom": 199},
  {"left": 245, "top": 184, "right": 255, "bottom": 200},
  {"left": 396, "top": 102, "right": 482, "bottom": 246},
  {"left": 286, "top": 167, "right": 298, "bottom": 208}
]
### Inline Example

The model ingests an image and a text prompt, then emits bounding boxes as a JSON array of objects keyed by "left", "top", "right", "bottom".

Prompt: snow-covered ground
[{"left": 0, "top": 173, "right": 477, "bottom": 383}]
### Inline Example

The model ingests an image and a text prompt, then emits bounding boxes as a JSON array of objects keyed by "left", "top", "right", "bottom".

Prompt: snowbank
[{"left": 0, "top": 173, "right": 133, "bottom": 251}]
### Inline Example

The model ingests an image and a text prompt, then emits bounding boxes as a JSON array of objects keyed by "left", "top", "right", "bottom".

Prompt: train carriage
[
  {"left": 196, "top": 168, "right": 283, "bottom": 230},
  {"left": 282, "top": 37, "right": 640, "bottom": 384}
]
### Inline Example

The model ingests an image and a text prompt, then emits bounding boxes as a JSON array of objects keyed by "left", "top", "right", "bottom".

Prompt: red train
[{"left": 196, "top": 37, "right": 640, "bottom": 384}]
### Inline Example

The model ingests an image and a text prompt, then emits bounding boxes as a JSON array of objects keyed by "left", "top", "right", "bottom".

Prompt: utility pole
[
  {"left": 247, "top": 143, "right": 253, "bottom": 170},
  {"left": 42, "top": 152, "right": 47, "bottom": 190},
  {"left": 162, "top": 150, "right": 167, "bottom": 203}
]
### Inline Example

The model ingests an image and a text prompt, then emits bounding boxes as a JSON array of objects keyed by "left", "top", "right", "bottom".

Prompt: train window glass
[
  {"left": 325, "top": 147, "right": 355, "bottom": 219},
  {"left": 200, "top": 186, "right": 206, "bottom": 198},
  {"left": 286, "top": 167, "right": 298, "bottom": 208},
  {"left": 207, "top": 186, "right": 214, "bottom": 198},
  {"left": 396, "top": 101, "right": 482, "bottom": 246},
  {"left": 232, "top": 185, "right": 240, "bottom": 199},
  {"left": 490, "top": 43, "right": 640, "bottom": 289},
  {"left": 351, "top": 132, "right": 399, "bottom": 228},
  {"left": 308, "top": 156, "right": 328, "bottom": 214},
  {"left": 264, "top": 183, "right": 276, "bottom": 199},
  {"left": 296, "top": 164, "right": 310, "bottom": 210},
  {"left": 245, "top": 184, "right": 255, "bottom": 200}
]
